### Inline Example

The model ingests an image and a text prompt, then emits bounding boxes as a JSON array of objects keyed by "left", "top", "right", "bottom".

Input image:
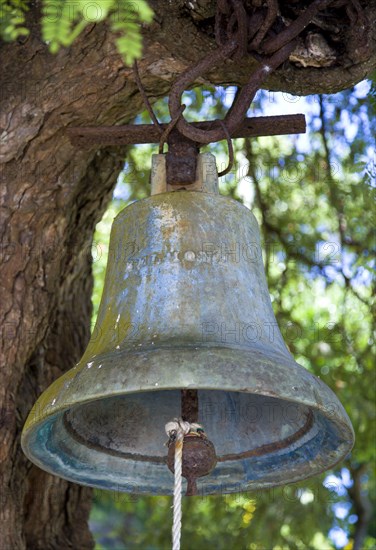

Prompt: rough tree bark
[{"left": 0, "top": 1, "right": 375, "bottom": 548}]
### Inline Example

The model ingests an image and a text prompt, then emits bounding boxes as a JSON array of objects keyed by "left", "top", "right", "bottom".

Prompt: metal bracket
[
  {"left": 66, "top": 115, "right": 306, "bottom": 149},
  {"left": 166, "top": 130, "right": 199, "bottom": 185},
  {"left": 66, "top": 114, "right": 306, "bottom": 187}
]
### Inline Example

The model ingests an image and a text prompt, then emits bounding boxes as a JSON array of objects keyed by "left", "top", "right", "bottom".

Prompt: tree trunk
[
  {"left": 0, "top": 17, "right": 149, "bottom": 550},
  {"left": 0, "top": 2, "right": 375, "bottom": 548}
]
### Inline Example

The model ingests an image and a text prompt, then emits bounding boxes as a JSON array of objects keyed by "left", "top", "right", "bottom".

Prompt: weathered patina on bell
[{"left": 22, "top": 153, "right": 354, "bottom": 495}]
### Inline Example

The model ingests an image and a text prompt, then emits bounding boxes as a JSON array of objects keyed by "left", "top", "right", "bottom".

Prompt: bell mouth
[
  {"left": 62, "top": 392, "right": 315, "bottom": 464},
  {"left": 21, "top": 346, "right": 354, "bottom": 495},
  {"left": 23, "top": 390, "right": 352, "bottom": 495}
]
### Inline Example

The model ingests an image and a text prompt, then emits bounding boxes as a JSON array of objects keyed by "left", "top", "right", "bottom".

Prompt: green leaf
[
  {"left": 110, "top": 0, "right": 154, "bottom": 65},
  {"left": 2, "top": 0, "right": 153, "bottom": 65},
  {"left": 0, "top": 0, "right": 29, "bottom": 42}
]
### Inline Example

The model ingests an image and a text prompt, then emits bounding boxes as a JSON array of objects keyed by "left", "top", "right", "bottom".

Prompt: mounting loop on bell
[{"left": 164, "top": 129, "right": 200, "bottom": 186}]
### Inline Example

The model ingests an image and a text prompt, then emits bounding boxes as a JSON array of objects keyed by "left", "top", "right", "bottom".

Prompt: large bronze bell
[{"left": 22, "top": 153, "right": 354, "bottom": 495}]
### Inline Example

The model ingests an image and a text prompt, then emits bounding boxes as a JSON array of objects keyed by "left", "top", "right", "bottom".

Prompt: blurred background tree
[{"left": 90, "top": 80, "right": 375, "bottom": 550}]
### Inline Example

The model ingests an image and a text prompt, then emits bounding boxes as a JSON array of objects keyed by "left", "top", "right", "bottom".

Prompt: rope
[{"left": 165, "top": 418, "right": 198, "bottom": 550}]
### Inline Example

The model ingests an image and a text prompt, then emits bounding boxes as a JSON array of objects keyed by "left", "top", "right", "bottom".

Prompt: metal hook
[{"left": 217, "top": 121, "right": 235, "bottom": 177}]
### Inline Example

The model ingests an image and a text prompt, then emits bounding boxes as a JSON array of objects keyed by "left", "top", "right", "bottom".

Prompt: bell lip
[
  {"left": 21, "top": 412, "right": 354, "bottom": 497},
  {"left": 21, "top": 426, "right": 353, "bottom": 496},
  {"left": 22, "top": 345, "right": 354, "bottom": 455}
]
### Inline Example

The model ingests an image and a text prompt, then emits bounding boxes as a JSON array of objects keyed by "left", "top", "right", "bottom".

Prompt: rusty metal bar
[
  {"left": 67, "top": 114, "right": 306, "bottom": 148},
  {"left": 181, "top": 390, "right": 199, "bottom": 423}
]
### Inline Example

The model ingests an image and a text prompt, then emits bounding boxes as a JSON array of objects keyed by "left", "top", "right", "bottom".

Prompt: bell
[{"left": 22, "top": 153, "right": 354, "bottom": 495}]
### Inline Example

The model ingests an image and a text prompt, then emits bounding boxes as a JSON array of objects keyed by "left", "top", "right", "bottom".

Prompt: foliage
[
  {"left": 0, "top": 0, "right": 29, "bottom": 40},
  {"left": 90, "top": 81, "right": 375, "bottom": 549},
  {"left": 1, "top": 0, "right": 153, "bottom": 65}
]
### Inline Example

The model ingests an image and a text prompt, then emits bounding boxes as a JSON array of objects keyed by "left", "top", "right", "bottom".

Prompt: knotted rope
[{"left": 165, "top": 419, "right": 202, "bottom": 550}]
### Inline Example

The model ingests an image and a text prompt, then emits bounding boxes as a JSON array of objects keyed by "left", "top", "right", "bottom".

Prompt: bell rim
[
  {"left": 21, "top": 431, "right": 353, "bottom": 496},
  {"left": 21, "top": 347, "right": 355, "bottom": 486},
  {"left": 22, "top": 344, "right": 354, "bottom": 434},
  {"left": 21, "top": 412, "right": 353, "bottom": 497}
]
